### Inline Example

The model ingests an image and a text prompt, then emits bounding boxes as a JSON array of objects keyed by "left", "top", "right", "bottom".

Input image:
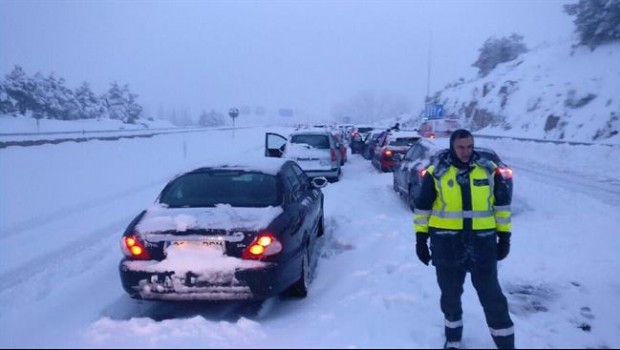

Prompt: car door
[
  {"left": 282, "top": 164, "right": 311, "bottom": 237},
  {"left": 394, "top": 145, "right": 416, "bottom": 193},
  {"left": 289, "top": 163, "right": 322, "bottom": 260},
  {"left": 265, "top": 132, "right": 287, "bottom": 157},
  {"left": 281, "top": 164, "right": 317, "bottom": 263}
]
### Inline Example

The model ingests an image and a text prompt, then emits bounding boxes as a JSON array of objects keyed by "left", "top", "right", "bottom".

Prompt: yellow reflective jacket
[{"left": 413, "top": 161, "right": 511, "bottom": 233}]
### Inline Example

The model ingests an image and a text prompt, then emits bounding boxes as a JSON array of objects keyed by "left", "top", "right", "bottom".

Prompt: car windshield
[
  {"left": 159, "top": 171, "right": 280, "bottom": 208},
  {"left": 290, "top": 134, "right": 330, "bottom": 149}
]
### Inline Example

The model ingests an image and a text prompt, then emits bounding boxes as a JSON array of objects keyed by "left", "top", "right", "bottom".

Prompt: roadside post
[{"left": 229, "top": 107, "right": 239, "bottom": 138}]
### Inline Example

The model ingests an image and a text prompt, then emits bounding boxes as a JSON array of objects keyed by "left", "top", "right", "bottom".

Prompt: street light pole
[{"left": 426, "top": 31, "right": 433, "bottom": 103}]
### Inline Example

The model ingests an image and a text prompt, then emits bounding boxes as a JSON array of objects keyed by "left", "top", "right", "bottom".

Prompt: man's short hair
[{"left": 450, "top": 129, "right": 473, "bottom": 146}]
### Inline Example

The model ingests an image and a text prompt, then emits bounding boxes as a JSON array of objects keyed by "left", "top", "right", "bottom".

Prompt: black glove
[
  {"left": 497, "top": 232, "right": 511, "bottom": 261},
  {"left": 416, "top": 234, "right": 431, "bottom": 266}
]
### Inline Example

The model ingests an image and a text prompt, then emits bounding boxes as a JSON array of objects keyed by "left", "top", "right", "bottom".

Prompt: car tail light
[
  {"left": 121, "top": 235, "right": 152, "bottom": 260},
  {"left": 427, "top": 133, "right": 436, "bottom": 139},
  {"left": 382, "top": 149, "right": 393, "bottom": 158},
  {"left": 330, "top": 149, "right": 338, "bottom": 162},
  {"left": 496, "top": 167, "right": 513, "bottom": 180},
  {"left": 418, "top": 168, "right": 428, "bottom": 178},
  {"left": 242, "top": 232, "right": 282, "bottom": 260}
]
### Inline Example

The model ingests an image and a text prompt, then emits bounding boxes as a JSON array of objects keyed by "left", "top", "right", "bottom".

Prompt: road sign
[
  {"left": 229, "top": 107, "right": 239, "bottom": 119},
  {"left": 424, "top": 103, "right": 444, "bottom": 119}
]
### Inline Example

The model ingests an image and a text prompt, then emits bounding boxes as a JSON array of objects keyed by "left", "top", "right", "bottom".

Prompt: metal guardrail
[
  {"left": 0, "top": 126, "right": 183, "bottom": 137},
  {"left": 0, "top": 127, "right": 221, "bottom": 149}
]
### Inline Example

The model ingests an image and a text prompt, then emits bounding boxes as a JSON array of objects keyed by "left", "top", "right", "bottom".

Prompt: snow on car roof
[
  {"left": 389, "top": 130, "right": 421, "bottom": 139},
  {"left": 289, "top": 130, "right": 332, "bottom": 136},
  {"left": 177, "top": 157, "right": 289, "bottom": 177}
]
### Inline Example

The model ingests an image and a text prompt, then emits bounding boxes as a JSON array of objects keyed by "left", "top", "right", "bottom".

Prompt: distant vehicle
[
  {"left": 362, "top": 130, "right": 388, "bottom": 160},
  {"left": 265, "top": 130, "right": 343, "bottom": 182},
  {"left": 349, "top": 126, "right": 374, "bottom": 154},
  {"left": 119, "top": 159, "right": 327, "bottom": 301},
  {"left": 371, "top": 131, "right": 421, "bottom": 172},
  {"left": 333, "top": 133, "right": 348, "bottom": 165},
  {"left": 418, "top": 118, "right": 461, "bottom": 139},
  {"left": 392, "top": 138, "right": 513, "bottom": 211}
]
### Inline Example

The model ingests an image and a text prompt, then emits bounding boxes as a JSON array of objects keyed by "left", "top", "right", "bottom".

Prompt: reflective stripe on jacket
[{"left": 426, "top": 163, "right": 500, "bottom": 230}]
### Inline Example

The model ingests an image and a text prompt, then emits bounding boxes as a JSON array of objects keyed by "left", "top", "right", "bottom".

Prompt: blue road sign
[{"left": 424, "top": 103, "right": 444, "bottom": 119}]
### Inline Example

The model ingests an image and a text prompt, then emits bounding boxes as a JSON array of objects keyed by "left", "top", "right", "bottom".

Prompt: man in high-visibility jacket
[{"left": 414, "top": 129, "right": 514, "bottom": 349}]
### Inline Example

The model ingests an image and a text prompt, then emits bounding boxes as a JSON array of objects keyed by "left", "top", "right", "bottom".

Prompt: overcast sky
[{"left": 1, "top": 0, "right": 573, "bottom": 119}]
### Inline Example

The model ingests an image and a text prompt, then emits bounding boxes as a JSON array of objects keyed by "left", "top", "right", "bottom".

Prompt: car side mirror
[{"left": 311, "top": 177, "right": 328, "bottom": 189}]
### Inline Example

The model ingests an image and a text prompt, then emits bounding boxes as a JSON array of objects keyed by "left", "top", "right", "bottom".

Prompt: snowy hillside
[{"left": 423, "top": 39, "right": 620, "bottom": 144}]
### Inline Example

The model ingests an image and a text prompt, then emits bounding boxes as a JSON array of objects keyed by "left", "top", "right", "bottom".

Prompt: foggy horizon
[{"left": 1, "top": 0, "right": 573, "bottom": 120}]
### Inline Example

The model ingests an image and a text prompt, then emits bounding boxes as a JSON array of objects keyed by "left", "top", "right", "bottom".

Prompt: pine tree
[
  {"left": 472, "top": 33, "right": 528, "bottom": 77},
  {"left": 102, "top": 82, "right": 143, "bottom": 123},
  {"left": 3, "top": 66, "right": 38, "bottom": 115},
  {"left": 123, "top": 84, "right": 142, "bottom": 124},
  {"left": 75, "top": 82, "right": 104, "bottom": 119},
  {"left": 0, "top": 83, "right": 16, "bottom": 114},
  {"left": 565, "top": 0, "right": 620, "bottom": 49},
  {"left": 103, "top": 82, "right": 125, "bottom": 121}
]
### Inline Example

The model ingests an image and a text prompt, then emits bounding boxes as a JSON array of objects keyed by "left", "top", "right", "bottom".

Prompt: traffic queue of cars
[{"left": 118, "top": 122, "right": 512, "bottom": 303}]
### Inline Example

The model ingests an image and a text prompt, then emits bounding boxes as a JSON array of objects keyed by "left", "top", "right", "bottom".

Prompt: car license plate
[{"left": 166, "top": 239, "right": 225, "bottom": 252}]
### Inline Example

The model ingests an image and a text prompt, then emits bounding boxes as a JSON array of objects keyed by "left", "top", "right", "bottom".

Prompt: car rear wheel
[
  {"left": 317, "top": 213, "right": 325, "bottom": 237},
  {"left": 328, "top": 169, "right": 342, "bottom": 183},
  {"left": 285, "top": 248, "right": 309, "bottom": 298},
  {"left": 408, "top": 184, "right": 416, "bottom": 212}
]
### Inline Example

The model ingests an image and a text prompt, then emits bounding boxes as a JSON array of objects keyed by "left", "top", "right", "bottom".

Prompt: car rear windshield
[
  {"left": 290, "top": 134, "right": 330, "bottom": 149},
  {"left": 389, "top": 137, "right": 419, "bottom": 146},
  {"left": 159, "top": 171, "right": 280, "bottom": 208}
]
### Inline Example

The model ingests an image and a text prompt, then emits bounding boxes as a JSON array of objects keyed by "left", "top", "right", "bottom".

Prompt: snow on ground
[{"left": 1, "top": 123, "right": 619, "bottom": 349}]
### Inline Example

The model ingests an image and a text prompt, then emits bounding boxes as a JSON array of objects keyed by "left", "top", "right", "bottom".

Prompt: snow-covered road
[{"left": 1, "top": 127, "right": 619, "bottom": 349}]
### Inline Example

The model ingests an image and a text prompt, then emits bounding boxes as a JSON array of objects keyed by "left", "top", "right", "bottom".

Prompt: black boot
[
  {"left": 444, "top": 323, "right": 462, "bottom": 349},
  {"left": 443, "top": 340, "right": 461, "bottom": 349},
  {"left": 492, "top": 334, "right": 515, "bottom": 349}
]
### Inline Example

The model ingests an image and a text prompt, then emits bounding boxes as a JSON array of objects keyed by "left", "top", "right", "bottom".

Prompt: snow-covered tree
[
  {"left": 41, "top": 74, "right": 80, "bottom": 120},
  {"left": 75, "top": 82, "right": 105, "bottom": 119},
  {"left": 472, "top": 33, "right": 528, "bottom": 77},
  {"left": 123, "top": 84, "right": 142, "bottom": 124},
  {"left": 102, "top": 82, "right": 125, "bottom": 121},
  {"left": 565, "top": 0, "right": 620, "bottom": 49},
  {"left": 0, "top": 83, "right": 16, "bottom": 114},
  {"left": 102, "top": 82, "right": 142, "bottom": 123},
  {"left": 3, "top": 65, "right": 38, "bottom": 115}
]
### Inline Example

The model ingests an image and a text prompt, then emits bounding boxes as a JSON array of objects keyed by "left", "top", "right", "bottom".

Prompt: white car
[{"left": 265, "top": 131, "right": 343, "bottom": 182}]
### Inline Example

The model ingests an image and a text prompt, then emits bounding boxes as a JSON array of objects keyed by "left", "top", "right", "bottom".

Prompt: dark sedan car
[
  {"left": 393, "top": 138, "right": 513, "bottom": 211},
  {"left": 119, "top": 159, "right": 327, "bottom": 301}
]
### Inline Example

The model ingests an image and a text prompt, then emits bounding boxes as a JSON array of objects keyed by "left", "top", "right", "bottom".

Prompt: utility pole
[{"left": 426, "top": 31, "right": 433, "bottom": 104}]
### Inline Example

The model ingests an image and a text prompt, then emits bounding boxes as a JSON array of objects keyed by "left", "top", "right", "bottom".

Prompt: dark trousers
[{"left": 436, "top": 266, "right": 514, "bottom": 349}]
